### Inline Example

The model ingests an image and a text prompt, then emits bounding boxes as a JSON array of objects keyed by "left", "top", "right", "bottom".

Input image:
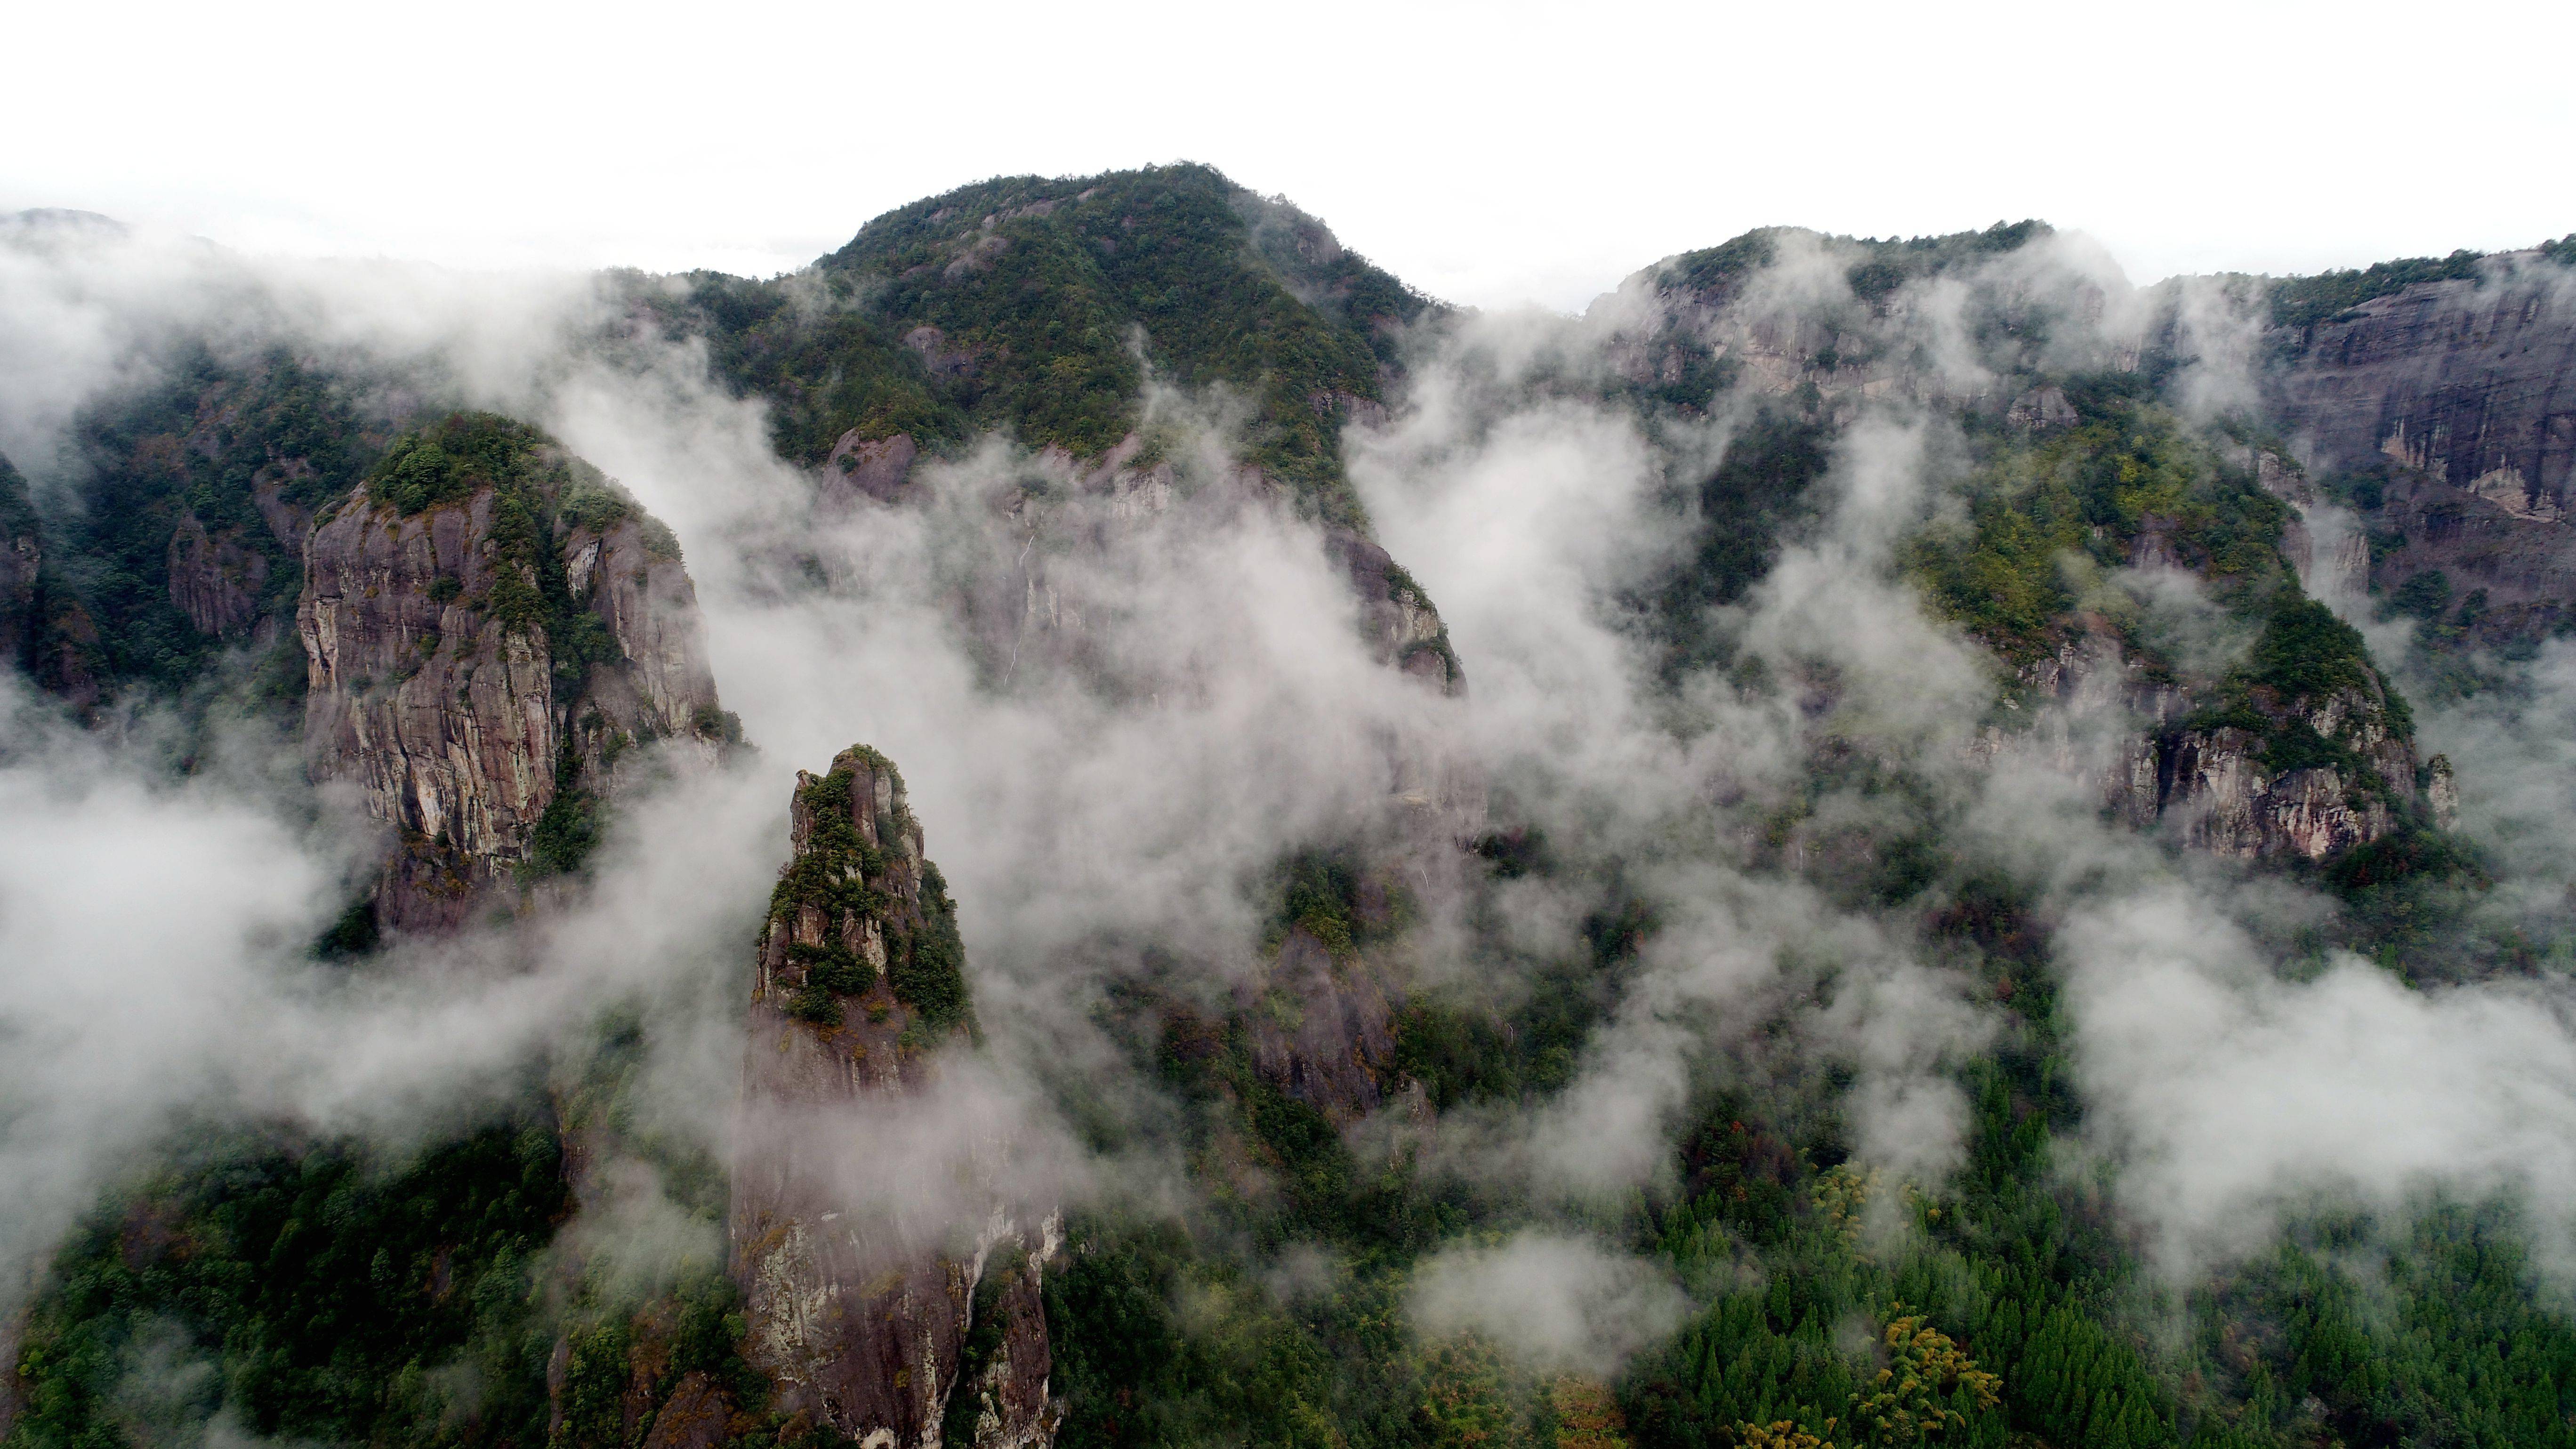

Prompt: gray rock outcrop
[
  {"left": 2009, "top": 634, "right": 2420, "bottom": 862},
  {"left": 298, "top": 416, "right": 728, "bottom": 933},
  {"left": 730, "top": 746, "right": 1056, "bottom": 1449},
  {"left": 2266, "top": 255, "right": 2576, "bottom": 634}
]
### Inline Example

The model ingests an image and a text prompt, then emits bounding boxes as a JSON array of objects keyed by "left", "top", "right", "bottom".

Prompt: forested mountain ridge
[
  {"left": 651, "top": 164, "right": 1434, "bottom": 529},
  {"left": 3, "top": 178, "right": 2575, "bottom": 1449},
  {"left": 636, "top": 165, "right": 1464, "bottom": 698}
]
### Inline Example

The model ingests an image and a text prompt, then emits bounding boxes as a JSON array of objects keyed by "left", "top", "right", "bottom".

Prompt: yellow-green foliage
[
  {"left": 1812, "top": 1164, "right": 1881, "bottom": 1245},
  {"left": 1847, "top": 1310, "right": 2001, "bottom": 1446},
  {"left": 1905, "top": 402, "right": 2290, "bottom": 664},
  {"left": 1552, "top": 1377, "right": 1634, "bottom": 1449},
  {"left": 1415, "top": 1335, "right": 1538, "bottom": 1449},
  {"left": 1733, "top": 1420, "right": 1836, "bottom": 1449}
]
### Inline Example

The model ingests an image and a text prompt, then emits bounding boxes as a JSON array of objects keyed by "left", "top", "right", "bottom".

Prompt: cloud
[
  {"left": 1409, "top": 1231, "right": 1688, "bottom": 1377},
  {"left": 0, "top": 213, "right": 602, "bottom": 483},
  {"left": 16, "top": 197, "right": 2576, "bottom": 1394},
  {"left": 2059, "top": 883, "right": 2576, "bottom": 1275},
  {"left": 0, "top": 679, "right": 346, "bottom": 1299},
  {"left": 0, "top": 665, "right": 790, "bottom": 1314}
]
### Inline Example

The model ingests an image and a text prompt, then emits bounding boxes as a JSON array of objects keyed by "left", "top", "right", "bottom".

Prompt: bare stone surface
[
  {"left": 730, "top": 748, "right": 1057, "bottom": 1449},
  {"left": 637, "top": 1372, "right": 737, "bottom": 1449},
  {"left": 822, "top": 431, "right": 921, "bottom": 508},
  {"left": 298, "top": 461, "right": 724, "bottom": 933},
  {"left": 2267, "top": 258, "right": 2576, "bottom": 635},
  {"left": 2006, "top": 633, "right": 2419, "bottom": 864},
  {"left": 166, "top": 511, "right": 267, "bottom": 637}
]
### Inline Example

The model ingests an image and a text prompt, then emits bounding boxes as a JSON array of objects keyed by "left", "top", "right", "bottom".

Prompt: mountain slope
[
  {"left": 299, "top": 411, "right": 734, "bottom": 932},
  {"left": 2260, "top": 244, "right": 2576, "bottom": 641},
  {"left": 13, "top": 188, "right": 2576, "bottom": 1449},
  {"left": 9, "top": 347, "right": 372, "bottom": 706},
  {"left": 664, "top": 163, "right": 1434, "bottom": 530}
]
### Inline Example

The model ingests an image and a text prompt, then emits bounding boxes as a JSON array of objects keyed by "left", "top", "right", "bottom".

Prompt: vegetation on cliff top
[
  {"left": 664, "top": 163, "right": 1433, "bottom": 528},
  {"left": 1655, "top": 220, "right": 2051, "bottom": 304},
  {"left": 2268, "top": 250, "right": 2487, "bottom": 329},
  {"left": 1904, "top": 394, "right": 2295, "bottom": 666},
  {"left": 765, "top": 747, "right": 972, "bottom": 1032},
  {"left": 2264, "top": 235, "right": 2576, "bottom": 329}
]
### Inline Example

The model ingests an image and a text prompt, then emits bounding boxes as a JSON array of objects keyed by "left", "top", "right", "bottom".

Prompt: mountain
[
  {"left": 6, "top": 172, "right": 2576, "bottom": 1449},
  {"left": 733, "top": 746, "right": 1053, "bottom": 1449},
  {"left": 662, "top": 164, "right": 1432, "bottom": 526},
  {"left": 300, "top": 412, "right": 733, "bottom": 932},
  {"left": 650, "top": 164, "right": 1465, "bottom": 703},
  {"left": 0, "top": 455, "right": 42, "bottom": 676},
  {"left": 2262, "top": 244, "right": 2576, "bottom": 642}
]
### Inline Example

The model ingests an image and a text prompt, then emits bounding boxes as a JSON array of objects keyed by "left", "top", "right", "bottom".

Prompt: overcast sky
[{"left": 8, "top": 0, "right": 2569, "bottom": 311}]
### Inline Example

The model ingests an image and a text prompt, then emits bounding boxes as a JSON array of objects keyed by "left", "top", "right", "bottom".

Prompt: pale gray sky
[{"left": 8, "top": 0, "right": 2569, "bottom": 311}]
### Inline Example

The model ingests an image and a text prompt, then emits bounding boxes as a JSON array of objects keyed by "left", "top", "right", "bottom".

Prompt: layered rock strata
[
  {"left": 730, "top": 746, "right": 1056, "bottom": 1449},
  {"left": 298, "top": 414, "right": 727, "bottom": 932},
  {"left": 2008, "top": 632, "right": 2421, "bottom": 862},
  {"left": 2265, "top": 255, "right": 2576, "bottom": 635}
]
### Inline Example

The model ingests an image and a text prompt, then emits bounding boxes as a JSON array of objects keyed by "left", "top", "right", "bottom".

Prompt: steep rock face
[
  {"left": 1241, "top": 923, "right": 1401, "bottom": 1125},
  {"left": 799, "top": 431, "right": 1477, "bottom": 1128},
  {"left": 819, "top": 426, "right": 1468, "bottom": 700},
  {"left": 298, "top": 413, "right": 727, "bottom": 933},
  {"left": 2154, "top": 706, "right": 2409, "bottom": 860},
  {"left": 636, "top": 1372, "right": 737, "bottom": 1449},
  {"left": 163, "top": 460, "right": 325, "bottom": 643},
  {"left": 2012, "top": 636, "right": 2420, "bottom": 863},
  {"left": 0, "top": 456, "right": 40, "bottom": 673},
  {"left": 821, "top": 432, "right": 921, "bottom": 508},
  {"left": 731, "top": 747, "right": 1055, "bottom": 1449},
  {"left": 1602, "top": 222, "right": 2133, "bottom": 417},
  {"left": 18, "top": 353, "right": 377, "bottom": 701},
  {"left": 2266, "top": 257, "right": 2576, "bottom": 633},
  {"left": 2271, "top": 257, "right": 2576, "bottom": 508},
  {"left": 1326, "top": 526, "right": 1461, "bottom": 695},
  {"left": 166, "top": 511, "right": 270, "bottom": 638},
  {"left": 1230, "top": 849, "right": 1430, "bottom": 1125}
]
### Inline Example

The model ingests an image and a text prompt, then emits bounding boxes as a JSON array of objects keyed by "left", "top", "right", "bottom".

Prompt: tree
[{"left": 1848, "top": 1310, "right": 2000, "bottom": 1447}]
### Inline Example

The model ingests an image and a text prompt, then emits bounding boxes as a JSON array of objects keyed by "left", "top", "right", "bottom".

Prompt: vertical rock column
[{"left": 729, "top": 746, "right": 1056, "bottom": 1449}]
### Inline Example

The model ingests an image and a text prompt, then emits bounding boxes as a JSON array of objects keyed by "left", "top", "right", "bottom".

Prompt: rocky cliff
[
  {"left": 2012, "top": 623, "right": 2420, "bottom": 862},
  {"left": 0, "top": 470, "right": 104, "bottom": 711},
  {"left": 730, "top": 746, "right": 1055, "bottom": 1449},
  {"left": 0, "top": 456, "right": 40, "bottom": 678},
  {"left": 1600, "top": 221, "right": 2132, "bottom": 418},
  {"left": 1243, "top": 927, "right": 1396, "bottom": 1116},
  {"left": 298, "top": 411, "right": 731, "bottom": 933},
  {"left": 1915, "top": 404, "right": 2430, "bottom": 866},
  {"left": 2263, "top": 252, "right": 2576, "bottom": 637}
]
